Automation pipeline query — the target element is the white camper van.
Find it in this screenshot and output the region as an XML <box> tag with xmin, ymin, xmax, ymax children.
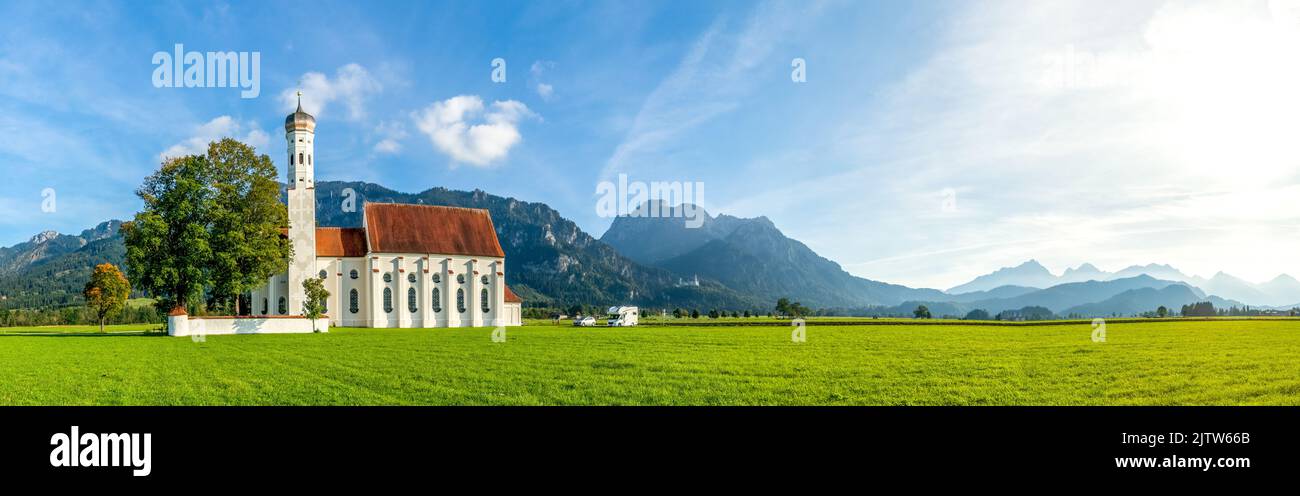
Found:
<box><xmin>606</xmin><ymin>306</ymin><xmax>639</xmax><ymax>327</ymax></box>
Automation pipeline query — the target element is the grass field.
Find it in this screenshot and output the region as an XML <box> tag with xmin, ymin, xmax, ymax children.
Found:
<box><xmin>1</xmin><ymin>319</ymin><xmax>1298</xmax><ymax>405</ymax></box>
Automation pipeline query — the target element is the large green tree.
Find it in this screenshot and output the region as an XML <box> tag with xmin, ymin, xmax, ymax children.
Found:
<box><xmin>122</xmin><ymin>155</ymin><xmax>215</xmax><ymax>313</ymax></box>
<box><xmin>122</xmin><ymin>139</ymin><xmax>288</xmax><ymax>315</ymax></box>
<box><xmin>206</xmin><ymin>138</ymin><xmax>290</xmax><ymax>314</ymax></box>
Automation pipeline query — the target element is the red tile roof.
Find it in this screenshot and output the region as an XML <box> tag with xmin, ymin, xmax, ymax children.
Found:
<box><xmin>504</xmin><ymin>285</ymin><xmax>522</xmax><ymax>303</ymax></box>
<box><xmin>278</xmin><ymin>227</ymin><xmax>370</xmax><ymax>257</ymax></box>
<box><xmin>363</xmin><ymin>203</ymin><xmax>505</xmax><ymax>258</ymax></box>
<box><xmin>316</xmin><ymin>227</ymin><xmax>367</xmax><ymax>257</ymax></box>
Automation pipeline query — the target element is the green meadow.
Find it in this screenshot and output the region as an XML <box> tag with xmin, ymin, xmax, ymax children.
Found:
<box><xmin>1</xmin><ymin>320</ymin><xmax>1298</xmax><ymax>405</ymax></box>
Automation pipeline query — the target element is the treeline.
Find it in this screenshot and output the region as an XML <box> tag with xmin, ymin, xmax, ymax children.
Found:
<box><xmin>519</xmin><ymin>299</ymin><xmax>1300</xmax><ymax>322</ymax></box>
<box><xmin>0</xmin><ymin>304</ymin><xmax>163</xmax><ymax>328</ymax></box>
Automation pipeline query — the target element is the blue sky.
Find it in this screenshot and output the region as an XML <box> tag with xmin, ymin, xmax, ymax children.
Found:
<box><xmin>3</xmin><ymin>0</ymin><xmax>1300</xmax><ymax>289</ymax></box>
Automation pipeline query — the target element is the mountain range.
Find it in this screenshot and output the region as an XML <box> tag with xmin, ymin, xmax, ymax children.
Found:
<box><xmin>599</xmin><ymin>201</ymin><xmax>946</xmax><ymax>308</ymax></box>
<box><xmin>0</xmin><ymin>182</ymin><xmax>1292</xmax><ymax>317</ymax></box>
<box><xmin>948</xmin><ymin>260</ymin><xmax>1300</xmax><ymax>307</ymax></box>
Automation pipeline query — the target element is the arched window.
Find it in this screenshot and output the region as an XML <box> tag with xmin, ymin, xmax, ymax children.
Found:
<box><xmin>289</xmin><ymin>154</ymin><xmax>294</xmax><ymax>165</ymax></box>
<box><xmin>299</xmin><ymin>152</ymin><xmax>304</xmax><ymax>165</ymax></box>
<box><xmin>318</xmin><ymin>270</ymin><xmax>327</xmax><ymax>280</ymax></box>
<box><xmin>349</xmin><ymin>269</ymin><xmax>359</xmax><ymax>279</ymax></box>
<box><xmin>262</xmin><ymin>298</ymin><xmax>268</xmax><ymax>315</ymax></box>
<box><xmin>322</xmin><ymin>297</ymin><xmax>328</xmax><ymax>313</ymax></box>
<box><xmin>407</xmin><ymin>273</ymin><xmax>417</xmax><ymax>284</ymax></box>
<box><xmin>432</xmin><ymin>288</ymin><xmax>442</xmax><ymax>313</ymax></box>
<box><xmin>383</xmin><ymin>272</ymin><xmax>393</xmax><ymax>283</ymax></box>
<box><xmin>481</xmin><ymin>288</ymin><xmax>490</xmax><ymax>313</ymax></box>
<box><xmin>407</xmin><ymin>287</ymin><xmax>417</xmax><ymax>313</ymax></box>
<box><xmin>277</xmin><ymin>296</ymin><xmax>287</xmax><ymax>315</ymax></box>
<box><xmin>456</xmin><ymin>288</ymin><xmax>465</xmax><ymax>313</ymax></box>
<box><xmin>457</xmin><ymin>274</ymin><xmax>465</xmax><ymax>285</ymax></box>
<box><xmin>433</xmin><ymin>274</ymin><xmax>441</xmax><ymax>284</ymax></box>
<box><xmin>349</xmin><ymin>289</ymin><xmax>359</xmax><ymax>314</ymax></box>
<box><xmin>383</xmin><ymin>288</ymin><xmax>393</xmax><ymax>313</ymax></box>
<box><xmin>308</xmin><ymin>154</ymin><xmax>312</xmax><ymax>165</ymax></box>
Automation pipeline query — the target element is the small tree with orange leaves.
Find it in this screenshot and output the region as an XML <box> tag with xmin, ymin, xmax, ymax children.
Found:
<box><xmin>84</xmin><ymin>263</ymin><xmax>131</xmax><ymax>333</ymax></box>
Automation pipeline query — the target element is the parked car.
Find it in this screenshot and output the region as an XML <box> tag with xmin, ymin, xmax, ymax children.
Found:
<box><xmin>573</xmin><ymin>316</ymin><xmax>596</xmax><ymax>327</ymax></box>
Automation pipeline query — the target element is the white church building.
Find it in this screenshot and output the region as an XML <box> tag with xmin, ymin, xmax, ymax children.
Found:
<box><xmin>245</xmin><ymin>98</ymin><xmax>523</xmax><ymax>328</ymax></box>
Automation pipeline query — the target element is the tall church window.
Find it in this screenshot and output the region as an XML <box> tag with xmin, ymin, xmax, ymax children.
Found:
<box><xmin>456</xmin><ymin>288</ymin><xmax>465</xmax><ymax>313</ymax></box>
<box><xmin>349</xmin><ymin>289</ymin><xmax>359</xmax><ymax>314</ymax></box>
<box><xmin>278</xmin><ymin>297</ymin><xmax>287</xmax><ymax>315</ymax></box>
<box><xmin>481</xmin><ymin>288</ymin><xmax>490</xmax><ymax>313</ymax></box>
<box><xmin>289</xmin><ymin>154</ymin><xmax>294</xmax><ymax>165</ymax></box>
<box><xmin>308</xmin><ymin>154</ymin><xmax>312</xmax><ymax>165</ymax></box>
<box><xmin>383</xmin><ymin>288</ymin><xmax>393</xmax><ymax>313</ymax></box>
<box><xmin>408</xmin><ymin>287</ymin><xmax>417</xmax><ymax>313</ymax></box>
<box><xmin>262</xmin><ymin>298</ymin><xmax>268</xmax><ymax>315</ymax></box>
<box><xmin>432</xmin><ymin>288</ymin><xmax>442</xmax><ymax>313</ymax></box>
<box><xmin>299</xmin><ymin>152</ymin><xmax>304</xmax><ymax>165</ymax></box>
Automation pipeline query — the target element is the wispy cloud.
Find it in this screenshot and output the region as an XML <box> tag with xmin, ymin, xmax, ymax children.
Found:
<box><xmin>531</xmin><ymin>60</ymin><xmax>556</xmax><ymax>101</ymax></box>
<box><xmin>600</xmin><ymin>0</ymin><xmax>826</xmax><ymax>180</ymax></box>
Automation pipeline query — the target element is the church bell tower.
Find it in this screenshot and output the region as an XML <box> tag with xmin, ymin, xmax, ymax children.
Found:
<box><xmin>284</xmin><ymin>91</ymin><xmax>317</xmax><ymax>316</ymax></box>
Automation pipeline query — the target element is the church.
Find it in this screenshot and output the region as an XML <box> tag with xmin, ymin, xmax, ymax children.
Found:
<box><xmin>247</xmin><ymin>97</ymin><xmax>523</xmax><ymax>328</ymax></box>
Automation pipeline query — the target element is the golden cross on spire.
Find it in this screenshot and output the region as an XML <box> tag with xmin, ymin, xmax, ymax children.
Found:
<box><xmin>296</xmin><ymin>90</ymin><xmax>303</xmax><ymax>109</ymax></box>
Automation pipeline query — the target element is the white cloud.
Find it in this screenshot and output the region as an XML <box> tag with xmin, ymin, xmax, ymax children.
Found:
<box><xmin>279</xmin><ymin>63</ymin><xmax>381</xmax><ymax>120</ymax></box>
<box><xmin>411</xmin><ymin>95</ymin><xmax>537</xmax><ymax>167</ymax></box>
<box><xmin>536</xmin><ymin>83</ymin><xmax>554</xmax><ymax>100</ymax></box>
<box><xmin>159</xmin><ymin>116</ymin><xmax>270</xmax><ymax>160</ymax></box>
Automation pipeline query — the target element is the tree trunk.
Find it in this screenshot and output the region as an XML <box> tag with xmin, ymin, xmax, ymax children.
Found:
<box><xmin>99</xmin><ymin>316</ymin><xmax>105</xmax><ymax>334</ymax></box>
<box><xmin>234</xmin><ymin>296</ymin><xmax>241</xmax><ymax>316</ymax></box>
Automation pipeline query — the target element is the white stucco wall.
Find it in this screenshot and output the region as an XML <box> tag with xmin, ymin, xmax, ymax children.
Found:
<box><xmin>251</xmin><ymin>253</ymin><xmax>515</xmax><ymax>328</ymax></box>
<box><xmin>168</xmin><ymin>315</ymin><xmax>330</xmax><ymax>336</ymax></box>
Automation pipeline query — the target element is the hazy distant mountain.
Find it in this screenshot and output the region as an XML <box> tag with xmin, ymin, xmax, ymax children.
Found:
<box><xmin>944</xmin><ymin>285</ymin><xmax>1039</xmax><ymax>302</ymax></box>
<box><xmin>868</xmin><ymin>275</ymin><xmax>1218</xmax><ymax>318</ymax></box>
<box><xmin>967</xmin><ymin>275</ymin><xmax>1188</xmax><ymax>315</ymax></box>
<box><xmin>1062</xmin><ymin>285</ymin><xmax>1244</xmax><ymax>317</ymax></box>
<box><xmin>947</xmin><ymin>260</ymin><xmax>1058</xmax><ymax>294</ymax></box>
<box><xmin>602</xmin><ymin>202</ymin><xmax>948</xmax><ymax>308</ymax></box>
<box><xmin>1110</xmin><ymin>263</ymin><xmax>1192</xmax><ymax>282</ymax></box>
<box><xmin>1059</xmin><ymin>263</ymin><xmax>1108</xmax><ymax>283</ymax></box>
<box><xmin>950</xmin><ymin>259</ymin><xmax>1300</xmax><ymax>306</ymax></box>
<box><xmin>1259</xmin><ymin>275</ymin><xmax>1300</xmax><ymax>307</ymax></box>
